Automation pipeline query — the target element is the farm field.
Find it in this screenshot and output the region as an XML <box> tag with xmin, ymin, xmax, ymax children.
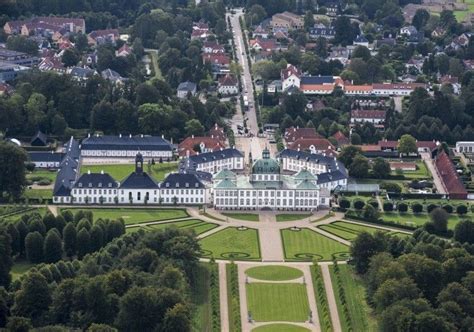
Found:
<box><xmin>61</xmin><ymin>208</ymin><xmax>188</xmax><ymax>225</ymax></box>
<box><xmin>246</xmin><ymin>283</ymin><xmax>310</xmax><ymax>322</ymax></box>
<box><xmin>329</xmin><ymin>264</ymin><xmax>377</xmax><ymax>332</ymax></box>
<box><xmin>245</xmin><ymin>265</ymin><xmax>303</xmax><ymax>281</ymax></box>
<box><xmin>80</xmin><ymin>162</ymin><xmax>177</xmax><ymax>181</ymax></box>
<box><xmin>281</xmin><ymin>228</ymin><xmax>349</xmax><ymax>261</ymax></box>
<box><xmin>199</xmin><ymin>227</ymin><xmax>261</xmax><ymax>260</ymax></box>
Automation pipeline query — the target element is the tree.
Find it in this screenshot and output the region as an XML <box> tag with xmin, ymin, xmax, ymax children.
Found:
<box><xmin>0</xmin><ymin>229</ymin><xmax>12</xmax><ymax>288</ymax></box>
<box><xmin>117</xmin><ymin>287</ymin><xmax>161</xmax><ymax>331</ymax></box>
<box><xmin>352</xmin><ymin>45</ymin><xmax>371</xmax><ymax>61</ymax></box>
<box><xmin>6</xmin><ymin>35</ymin><xmax>38</xmax><ymax>55</ymax></box>
<box><xmin>457</xmin><ymin>205</ymin><xmax>468</xmax><ymax>215</ymax></box>
<box><xmin>334</xmin><ymin>16</ymin><xmax>357</xmax><ymax>46</ymax></box>
<box><xmin>351</xmin><ymin>232</ymin><xmax>388</xmax><ymax>274</ymax></box>
<box><xmin>43</xmin><ymin>229</ymin><xmax>63</xmax><ymax>263</ymax></box>
<box><xmin>304</xmin><ymin>10</ymin><xmax>315</xmax><ymax>30</ymax></box>
<box><xmin>398</xmin><ymin>202</ymin><xmax>408</xmax><ymax>213</ymax></box>
<box><xmin>354</xmin><ymin>200</ymin><xmax>365</xmax><ymax>210</ymax></box>
<box><xmin>12</xmin><ymin>272</ymin><xmax>51</xmax><ymax>324</ymax></box>
<box><xmin>398</xmin><ymin>134</ymin><xmax>417</xmax><ymax>155</ymax></box>
<box><xmin>374</xmin><ymin>278</ymin><xmax>421</xmax><ymax>311</ymax></box>
<box><xmin>6</xmin><ymin>316</ymin><xmax>32</xmax><ymax>332</ymax></box>
<box><xmin>338</xmin><ymin>145</ymin><xmax>362</xmax><ymax>167</ymax></box>
<box><xmin>429</xmin><ymin>207</ymin><xmax>448</xmax><ymax>234</ymax></box>
<box><xmin>412</xmin><ymin>9</ymin><xmax>430</xmax><ymax>30</ymax></box>
<box><xmin>383</xmin><ymin>201</ymin><xmax>394</xmax><ymax>212</ymax></box>
<box><xmin>162</xmin><ymin>303</ymin><xmax>191</xmax><ymax>331</ymax></box>
<box><xmin>63</xmin><ymin>223</ymin><xmax>77</xmax><ymax>257</ymax></box>
<box><xmin>454</xmin><ymin>220</ymin><xmax>474</xmax><ymax>244</ymax></box>
<box><xmin>412</xmin><ymin>203</ymin><xmax>423</xmax><ymax>214</ymax></box>
<box><xmin>372</xmin><ymin>157</ymin><xmax>391</xmax><ymax>179</ymax></box>
<box><xmin>87</xmin><ymin>324</ymin><xmax>118</xmax><ymax>332</ymax></box>
<box><xmin>363</xmin><ymin>204</ymin><xmax>380</xmax><ymax>221</ymax></box>
<box><xmin>61</xmin><ymin>49</ymin><xmax>80</xmax><ymax>67</ymax></box>
<box><xmin>77</xmin><ymin>228</ymin><xmax>91</xmax><ymax>259</ymax></box>
<box><xmin>442</xmin><ymin>204</ymin><xmax>453</xmax><ymax>214</ymax></box>
<box><xmin>184</xmin><ymin>119</ymin><xmax>205</xmax><ymax>137</ymax></box>
<box><xmin>349</xmin><ymin>155</ymin><xmax>370</xmax><ymax>178</ymax></box>
<box><xmin>90</xmin><ymin>225</ymin><xmax>104</xmax><ymax>252</ymax></box>
<box><xmin>339</xmin><ymin>198</ymin><xmax>350</xmax><ymax>210</ymax></box>
<box><xmin>0</xmin><ymin>142</ymin><xmax>27</xmax><ymax>199</ymax></box>
<box><xmin>25</xmin><ymin>232</ymin><xmax>44</xmax><ymax>263</ymax></box>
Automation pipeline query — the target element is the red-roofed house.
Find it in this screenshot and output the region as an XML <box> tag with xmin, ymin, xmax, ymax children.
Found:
<box><xmin>434</xmin><ymin>151</ymin><xmax>467</xmax><ymax>199</ymax></box>
<box><xmin>350</xmin><ymin>109</ymin><xmax>386</xmax><ymax>128</ymax></box>
<box><xmin>178</xmin><ymin>136</ymin><xmax>227</xmax><ymax>157</ymax></box>
<box><xmin>332</xmin><ymin>131</ymin><xmax>350</xmax><ymax>147</ymax></box>
<box><xmin>281</xmin><ymin>64</ymin><xmax>301</xmax><ymax>90</ymax></box>
<box><xmin>39</xmin><ymin>57</ymin><xmax>66</xmax><ymax>73</ymax></box>
<box><xmin>202</xmin><ymin>41</ymin><xmax>225</xmax><ymax>54</ymax></box>
<box><xmin>116</xmin><ymin>44</ymin><xmax>132</xmax><ymax>57</ymax></box>
<box><xmin>284</xmin><ymin>127</ymin><xmax>320</xmax><ymax>143</ymax></box>
<box><xmin>218</xmin><ymin>74</ymin><xmax>239</xmax><ymax>95</ymax></box>
<box><xmin>288</xmin><ymin>138</ymin><xmax>336</xmax><ymax>155</ymax></box>
<box><xmin>250</xmin><ymin>38</ymin><xmax>278</xmax><ymax>52</ymax></box>
<box><xmin>208</xmin><ymin>124</ymin><xmax>227</xmax><ymax>142</ymax></box>
<box><xmin>88</xmin><ymin>29</ymin><xmax>119</xmax><ymax>46</ymax></box>
<box><xmin>0</xmin><ymin>83</ymin><xmax>14</xmax><ymax>96</ymax></box>
<box><xmin>377</xmin><ymin>139</ymin><xmax>439</xmax><ymax>153</ymax></box>
<box><xmin>202</xmin><ymin>53</ymin><xmax>230</xmax><ymax>66</ymax></box>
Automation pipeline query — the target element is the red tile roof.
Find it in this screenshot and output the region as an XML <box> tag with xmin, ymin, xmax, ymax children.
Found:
<box><xmin>332</xmin><ymin>131</ymin><xmax>350</xmax><ymax>146</ymax></box>
<box><xmin>435</xmin><ymin>151</ymin><xmax>467</xmax><ymax>199</ymax></box>
<box><xmin>202</xmin><ymin>53</ymin><xmax>230</xmax><ymax>66</ymax></box>
<box><xmin>281</xmin><ymin>65</ymin><xmax>301</xmax><ymax>80</ymax></box>
<box><xmin>284</xmin><ymin>127</ymin><xmax>320</xmax><ymax>143</ymax></box>
<box><xmin>208</xmin><ymin>124</ymin><xmax>227</xmax><ymax>142</ymax></box>
<box><xmin>218</xmin><ymin>74</ymin><xmax>238</xmax><ymax>87</ymax></box>
<box><xmin>178</xmin><ymin>136</ymin><xmax>226</xmax><ymax>157</ymax></box>
<box><xmin>289</xmin><ymin>138</ymin><xmax>335</xmax><ymax>152</ymax></box>
<box><xmin>351</xmin><ymin>109</ymin><xmax>386</xmax><ymax>119</ymax></box>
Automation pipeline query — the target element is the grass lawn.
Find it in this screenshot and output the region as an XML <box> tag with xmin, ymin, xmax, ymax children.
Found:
<box><xmin>199</xmin><ymin>227</ymin><xmax>261</xmax><ymax>260</ymax></box>
<box><xmin>61</xmin><ymin>208</ymin><xmax>188</xmax><ymax>225</ymax></box>
<box><xmin>22</xmin><ymin>188</ymin><xmax>53</xmax><ymax>200</ymax></box>
<box><xmin>252</xmin><ymin>324</ymin><xmax>310</xmax><ymax>332</ymax></box>
<box><xmin>394</xmin><ymin>160</ymin><xmax>431</xmax><ymax>180</ymax></box>
<box><xmin>10</xmin><ymin>261</ymin><xmax>34</xmax><ymax>281</ymax></box>
<box><xmin>1</xmin><ymin>207</ymin><xmax>47</xmax><ymax>223</ymax></box>
<box><xmin>381</xmin><ymin>212</ymin><xmax>461</xmax><ymax>230</ymax></box>
<box><xmin>329</xmin><ymin>264</ymin><xmax>377</xmax><ymax>332</ymax></box>
<box><xmin>246</xmin><ymin>283</ymin><xmax>309</xmax><ymax>322</ymax></box>
<box><xmin>319</xmin><ymin>221</ymin><xmax>388</xmax><ymax>241</ymax></box>
<box><xmin>27</xmin><ymin>169</ymin><xmax>58</xmax><ymax>182</ymax></box>
<box><xmin>147</xmin><ymin>219</ymin><xmax>217</xmax><ymax>235</ymax></box>
<box><xmin>191</xmin><ymin>263</ymin><xmax>218</xmax><ymax>332</ymax></box>
<box><xmin>276</xmin><ymin>213</ymin><xmax>312</xmax><ymax>222</ymax></box>
<box><xmin>80</xmin><ymin>162</ymin><xmax>177</xmax><ymax>182</ymax></box>
<box><xmin>246</xmin><ymin>265</ymin><xmax>303</xmax><ymax>281</ymax></box>
<box><xmin>281</xmin><ymin>228</ymin><xmax>349</xmax><ymax>261</ymax></box>
<box><xmin>148</xmin><ymin>51</ymin><xmax>163</xmax><ymax>79</ymax></box>
<box><xmin>222</xmin><ymin>212</ymin><xmax>259</xmax><ymax>221</ymax></box>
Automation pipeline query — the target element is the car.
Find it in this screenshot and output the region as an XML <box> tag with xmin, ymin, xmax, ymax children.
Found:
<box><xmin>237</xmin><ymin>125</ymin><xmax>243</xmax><ymax>130</ymax></box>
<box><xmin>269</xmin><ymin>140</ymin><xmax>276</xmax><ymax>144</ymax></box>
<box><xmin>242</xmin><ymin>52</ymin><xmax>244</xmax><ymax>55</ymax></box>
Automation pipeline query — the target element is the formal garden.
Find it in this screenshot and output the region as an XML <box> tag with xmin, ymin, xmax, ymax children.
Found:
<box><xmin>126</xmin><ymin>219</ymin><xmax>217</xmax><ymax>235</ymax></box>
<box><xmin>275</xmin><ymin>213</ymin><xmax>312</xmax><ymax>222</ymax></box>
<box><xmin>222</xmin><ymin>212</ymin><xmax>260</xmax><ymax>221</ymax></box>
<box><xmin>227</xmin><ymin>263</ymin><xmax>241</xmax><ymax>332</ymax></box>
<box><xmin>199</xmin><ymin>227</ymin><xmax>261</xmax><ymax>260</ymax></box>
<box><xmin>191</xmin><ymin>262</ymin><xmax>220</xmax><ymax>332</ymax></box>
<box><xmin>252</xmin><ymin>324</ymin><xmax>310</xmax><ymax>332</ymax></box>
<box><xmin>318</xmin><ymin>221</ymin><xmax>410</xmax><ymax>241</ymax></box>
<box><xmin>281</xmin><ymin>228</ymin><xmax>349</xmax><ymax>261</ymax></box>
<box><xmin>246</xmin><ymin>265</ymin><xmax>303</xmax><ymax>281</ymax></box>
<box><xmin>311</xmin><ymin>265</ymin><xmax>332</xmax><ymax>332</ymax></box>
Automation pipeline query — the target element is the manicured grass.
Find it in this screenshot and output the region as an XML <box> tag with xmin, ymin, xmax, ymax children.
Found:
<box><xmin>1</xmin><ymin>207</ymin><xmax>47</xmax><ymax>223</ymax></box>
<box><xmin>381</xmin><ymin>212</ymin><xmax>461</xmax><ymax>230</ymax></box>
<box><xmin>310</xmin><ymin>265</ymin><xmax>332</xmax><ymax>332</ymax></box>
<box><xmin>227</xmin><ymin>263</ymin><xmax>241</xmax><ymax>332</ymax></box>
<box><xmin>148</xmin><ymin>219</ymin><xmax>218</xmax><ymax>235</ymax></box>
<box><xmin>199</xmin><ymin>227</ymin><xmax>261</xmax><ymax>260</ymax></box>
<box><xmin>276</xmin><ymin>213</ymin><xmax>312</xmax><ymax>222</ymax></box>
<box><xmin>399</xmin><ymin>160</ymin><xmax>431</xmax><ymax>179</ymax></box>
<box><xmin>329</xmin><ymin>264</ymin><xmax>377</xmax><ymax>332</ymax></box>
<box><xmin>27</xmin><ymin>169</ymin><xmax>58</xmax><ymax>181</ymax></box>
<box><xmin>252</xmin><ymin>324</ymin><xmax>310</xmax><ymax>332</ymax></box>
<box><xmin>10</xmin><ymin>261</ymin><xmax>34</xmax><ymax>281</ymax></box>
<box><xmin>246</xmin><ymin>266</ymin><xmax>303</xmax><ymax>281</ymax></box>
<box><xmin>222</xmin><ymin>212</ymin><xmax>259</xmax><ymax>221</ymax></box>
<box><xmin>281</xmin><ymin>228</ymin><xmax>349</xmax><ymax>261</ymax></box>
<box><xmin>191</xmin><ymin>263</ymin><xmax>219</xmax><ymax>332</ymax></box>
<box><xmin>319</xmin><ymin>221</ymin><xmax>387</xmax><ymax>241</ymax></box>
<box><xmin>80</xmin><ymin>162</ymin><xmax>177</xmax><ymax>182</ymax></box>
<box><xmin>246</xmin><ymin>283</ymin><xmax>310</xmax><ymax>322</ymax></box>
<box><xmin>22</xmin><ymin>188</ymin><xmax>53</xmax><ymax>200</ymax></box>
<box><xmin>61</xmin><ymin>208</ymin><xmax>188</xmax><ymax>225</ymax></box>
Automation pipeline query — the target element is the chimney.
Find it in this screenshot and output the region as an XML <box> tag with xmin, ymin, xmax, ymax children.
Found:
<box><xmin>119</xmin><ymin>133</ymin><xmax>122</xmax><ymax>138</ymax></box>
<box><xmin>129</xmin><ymin>134</ymin><xmax>132</xmax><ymax>138</ymax></box>
<box><xmin>162</xmin><ymin>134</ymin><xmax>164</xmax><ymax>139</ymax></box>
<box><xmin>88</xmin><ymin>133</ymin><xmax>90</xmax><ymax>138</ymax></box>
<box><xmin>192</xmin><ymin>134</ymin><xmax>194</xmax><ymax>139</ymax></box>
<box><xmin>141</xmin><ymin>134</ymin><xmax>144</xmax><ymax>138</ymax></box>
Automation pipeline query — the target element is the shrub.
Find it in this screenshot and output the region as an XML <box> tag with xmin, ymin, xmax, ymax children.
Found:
<box><xmin>37</xmin><ymin>179</ymin><xmax>52</xmax><ymax>186</ymax></box>
<box><xmin>368</xmin><ymin>200</ymin><xmax>379</xmax><ymax>208</ymax></box>
<box><xmin>380</xmin><ymin>182</ymin><xmax>402</xmax><ymax>193</ymax></box>
<box><xmin>442</xmin><ymin>204</ymin><xmax>453</xmax><ymax>214</ymax></box>
<box><xmin>456</xmin><ymin>204</ymin><xmax>468</xmax><ymax>215</ymax></box>
<box><xmin>427</xmin><ymin>204</ymin><xmax>438</xmax><ymax>213</ymax></box>
<box><xmin>412</xmin><ymin>203</ymin><xmax>423</xmax><ymax>214</ymax></box>
<box><xmin>339</xmin><ymin>198</ymin><xmax>351</xmax><ymax>210</ymax></box>
<box><xmin>398</xmin><ymin>202</ymin><xmax>408</xmax><ymax>213</ymax></box>
<box><xmin>383</xmin><ymin>201</ymin><xmax>394</xmax><ymax>212</ymax></box>
<box><xmin>353</xmin><ymin>200</ymin><xmax>365</xmax><ymax>210</ymax></box>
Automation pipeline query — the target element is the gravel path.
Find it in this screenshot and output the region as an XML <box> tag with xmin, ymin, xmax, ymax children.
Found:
<box><xmin>320</xmin><ymin>263</ymin><xmax>342</xmax><ymax>332</ymax></box>
<box><xmin>218</xmin><ymin>262</ymin><xmax>230</xmax><ymax>332</ymax></box>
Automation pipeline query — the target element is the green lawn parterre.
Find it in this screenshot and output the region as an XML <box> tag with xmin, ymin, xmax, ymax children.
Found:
<box><xmin>319</xmin><ymin>222</ymin><xmax>387</xmax><ymax>241</ymax></box>
<box><xmin>246</xmin><ymin>283</ymin><xmax>310</xmax><ymax>322</ymax></box>
<box><xmin>222</xmin><ymin>212</ymin><xmax>260</xmax><ymax>222</ymax></box>
<box><xmin>61</xmin><ymin>208</ymin><xmax>188</xmax><ymax>225</ymax></box>
<box><xmin>80</xmin><ymin>162</ymin><xmax>178</xmax><ymax>182</ymax></box>
<box><xmin>276</xmin><ymin>213</ymin><xmax>312</xmax><ymax>222</ymax></box>
<box><xmin>199</xmin><ymin>227</ymin><xmax>261</xmax><ymax>260</ymax></box>
<box><xmin>329</xmin><ymin>264</ymin><xmax>377</xmax><ymax>332</ymax></box>
<box><xmin>281</xmin><ymin>228</ymin><xmax>349</xmax><ymax>261</ymax></box>
<box><xmin>252</xmin><ymin>324</ymin><xmax>310</xmax><ymax>332</ymax></box>
<box><xmin>246</xmin><ymin>265</ymin><xmax>303</xmax><ymax>281</ymax></box>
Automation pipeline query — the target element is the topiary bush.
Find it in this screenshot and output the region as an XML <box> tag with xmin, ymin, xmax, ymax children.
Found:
<box><xmin>339</xmin><ymin>198</ymin><xmax>351</xmax><ymax>210</ymax></box>
<box><xmin>353</xmin><ymin>200</ymin><xmax>365</xmax><ymax>210</ymax></box>
<box><xmin>456</xmin><ymin>204</ymin><xmax>468</xmax><ymax>215</ymax></box>
<box><xmin>427</xmin><ymin>204</ymin><xmax>438</xmax><ymax>213</ymax></box>
<box><xmin>412</xmin><ymin>203</ymin><xmax>423</xmax><ymax>214</ymax></box>
<box><xmin>383</xmin><ymin>201</ymin><xmax>394</xmax><ymax>212</ymax></box>
<box><xmin>442</xmin><ymin>204</ymin><xmax>453</xmax><ymax>214</ymax></box>
<box><xmin>398</xmin><ymin>202</ymin><xmax>408</xmax><ymax>213</ymax></box>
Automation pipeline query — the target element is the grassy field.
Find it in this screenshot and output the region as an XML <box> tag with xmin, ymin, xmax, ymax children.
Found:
<box><xmin>22</xmin><ymin>188</ymin><xmax>53</xmax><ymax>200</ymax></box>
<box><xmin>191</xmin><ymin>263</ymin><xmax>217</xmax><ymax>332</ymax></box>
<box><xmin>252</xmin><ymin>324</ymin><xmax>310</xmax><ymax>332</ymax></box>
<box><xmin>329</xmin><ymin>264</ymin><xmax>377</xmax><ymax>332</ymax></box>
<box><xmin>247</xmin><ymin>283</ymin><xmax>310</xmax><ymax>322</ymax></box>
<box><xmin>222</xmin><ymin>212</ymin><xmax>260</xmax><ymax>221</ymax></box>
<box><xmin>1</xmin><ymin>207</ymin><xmax>47</xmax><ymax>223</ymax></box>
<box><xmin>227</xmin><ymin>263</ymin><xmax>241</xmax><ymax>332</ymax></box>
<box><xmin>80</xmin><ymin>162</ymin><xmax>177</xmax><ymax>182</ymax></box>
<box><xmin>10</xmin><ymin>261</ymin><xmax>34</xmax><ymax>281</ymax></box>
<box><xmin>246</xmin><ymin>265</ymin><xmax>303</xmax><ymax>281</ymax></box>
<box><xmin>281</xmin><ymin>228</ymin><xmax>349</xmax><ymax>261</ymax></box>
<box><xmin>276</xmin><ymin>213</ymin><xmax>312</xmax><ymax>222</ymax></box>
<box><xmin>395</xmin><ymin>160</ymin><xmax>431</xmax><ymax>179</ymax></box>
<box><xmin>199</xmin><ymin>227</ymin><xmax>261</xmax><ymax>260</ymax></box>
<box><xmin>61</xmin><ymin>208</ymin><xmax>188</xmax><ymax>225</ymax></box>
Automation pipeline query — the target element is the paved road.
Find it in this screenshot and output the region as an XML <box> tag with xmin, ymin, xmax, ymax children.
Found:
<box><xmin>229</xmin><ymin>9</ymin><xmax>259</xmax><ymax>135</ymax></box>
<box><xmin>320</xmin><ymin>263</ymin><xmax>342</xmax><ymax>332</ymax></box>
<box><xmin>420</xmin><ymin>152</ymin><xmax>446</xmax><ymax>194</ymax></box>
<box><xmin>218</xmin><ymin>262</ymin><xmax>230</xmax><ymax>332</ymax></box>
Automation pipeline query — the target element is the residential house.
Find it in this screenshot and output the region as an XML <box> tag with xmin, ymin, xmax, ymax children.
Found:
<box><xmin>288</xmin><ymin>138</ymin><xmax>336</xmax><ymax>156</ymax></box>
<box><xmin>178</xmin><ymin>136</ymin><xmax>226</xmax><ymax>157</ymax></box>
<box><xmin>332</xmin><ymin>131</ymin><xmax>350</xmax><ymax>147</ymax></box>
<box><xmin>271</xmin><ymin>12</ymin><xmax>304</xmax><ymax>30</ymax></box>
<box><xmin>0</xmin><ymin>82</ymin><xmax>14</xmax><ymax>95</ymax></box>
<box><xmin>202</xmin><ymin>53</ymin><xmax>230</xmax><ymax>74</ymax></box>
<box><xmin>116</xmin><ymin>44</ymin><xmax>132</xmax><ymax>57</ymax></box>
<box><xmin>284</xmin><ymin>127</ymin><xmax>320</xmax><ymax>143</ymax></box>
<box><xmin>324</xmin><ymin>2</ymin><xmax>339</xmax><ymax>16</ymax></box>
<box><xmin>202</xmin><ymin>41</ymin><xmax>225</xmax><ymax>54</ymax></box>
<box><xmin>267</xmin><ymin>80</ymin><xmax>282</xmax><ymax>93</ymax></box>
<box><xmin>253</xmin><ymin>25</ymin><xmax>269</xmax><ymax>39</ymax></box>
<box><xmin>218</xmin><ymin>74</ymin><xmax>239</xmax><ymax>95</ymax></box>
<box><xmin>350</xmin><ymin>110</ymin><xmax>386</xmax><ymax>128</ymax></box>
<box><xmin>177</xmin><ymin>81</ymin><xmax>197</xmax><ymax>98</ymax></box>
<box><xmin>353</xmin><ymin>35</ymin><xmax>369</xmax><ymax>48</ymax></box>
<box><xmin>431</xmin><ymin>27</ymin><xmax>446</xmax><ymax>38</ymax></box>
<box><xmin>400</xmin><ymin>25</ymin><xmax>418</xmax><ymax>37</ymax></box>
<box><xmin>281</xmin><ymin>64</ymin><xmax>301</xmax><ymax>91</ymax></box>
<box><xmin>250</xmin><ymin>38</ymin><xmax>278</xmax><ymax>52</ymax></box>
<box><xmin>68</xmin><ymin>67</ymin><xmax>97</xmax><ymax>84</ymax></box>
<box><xmin>38</xmin><ymin>57</ymin><xmax>66</xmax><ymax>74</ymax></box>
<box><xmin>208</xmin><ymin>124</ymin><xmax>227</xmax><ymax>142</ymax></box>
<box><xmin>88</xmin><ymin>29</ymin><xmax>119</xmax><ymax>46</ymax></box>
<box><xmin>309</xmin><ymin>24</ymin><xmax>335</xmax><ymax>39</ymax></box>
<box><xmin>4</xmin><ymin>17</ymin><xmax>85</xmax><ymax>35</ymax></box>
<box><xmin>101</xmin><ymin>68</ymin><xmax>127</xmax><ymax>85</ymax></box>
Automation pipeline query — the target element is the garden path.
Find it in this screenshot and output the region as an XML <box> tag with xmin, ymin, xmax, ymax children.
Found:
<box><xmin>218</xmin><ymin>262</ymin><xmax>230</xmax><ymax>332</ymax></box>
<box><xmin>320</xmin><ymin>263</ymin><xmax>342</xmax><ymax>332</ymax></box>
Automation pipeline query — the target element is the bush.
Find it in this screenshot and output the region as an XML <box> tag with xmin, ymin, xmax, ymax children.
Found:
<box><xmin>353</xmin><ymin>200</ymin><xmax>365</xmax><ymax>210</ymax></box>
<box><xmin>368</xmin><ymin>200</ymin><xmax>379</xmax><ymax>208</ymax></box>
<box><xmin>442</xmin><ymin>204</ymin><xmax>453</xmax><ymax>214</ymax></box>
<box><xmin>427</xmin><ymin>204</ymin><xmax>438</xmax><ymax>213</ymax></box>
<box><xmin>398</xmin><ymin>202</ymin><xmax>408</xmax><ymax>213</ymax></box>
<box><xmin>380</xmin><ymin>182</ymin><xmax>402</xmax><ymax>193</ymax></box>
<box><xmin>456</xmin><ymin>204</ymin><xmax>468</xmax><ymax>215</ymax></box>
<box><xmin>383</xmin><ymin>201</ymin><xmax>394</xmax><ymax>212</ymax></box>
<box><xmin>339</xmin><ymin>198</ymin><xmax>351</xmax><ymax>210</ymax></box>
<box><xmin>37</xmin><ymin>179</ymin><xmax>52</xmax><ymax>186</ymax></box>
<box><xmin>412</xmin><ymin>203</ymin><xmax>423</xmax><ymax>214</ymax></box>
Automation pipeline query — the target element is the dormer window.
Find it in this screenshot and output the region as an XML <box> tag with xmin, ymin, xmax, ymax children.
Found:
<box><xmin>88</xmin><ymin>183</ymin><xmax>92</xmax><ymax>187</ymax></box>
<box><xmin>175</xmin><ymin>183</ymin><xmax>179</xmax><ymax>188</ymax></box>
<box><xmin>185</xmin><ymin>183</ymin><xmax>189</xmax><ymax>188</ymax></box>
<box><xmin>166</xmin><ymin>183</ymin><xmax>169</xmax><ymax>187</ymax></box>
<box><xmin>195</xmin><ymin>183</ymin><xmax>199</xmax><ymax>188</ymax></box>
<box><xmin>98</xmin><ymin>183</ymin><xmax>102</xmax><ymax>187</ymax></box>
<box><xmin>78</xmin><ymin>183</ymin><xmax>82</xmax><ymax>187</ymax></box>
<box><xmin>108</xmin><ymin>183</ymin><xmax>112</xmax><ymax>187</ymax></box>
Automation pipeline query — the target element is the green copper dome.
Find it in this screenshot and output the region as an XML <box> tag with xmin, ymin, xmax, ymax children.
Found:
<box><xmin>252</xmin><ymin>148</ymin><xmax>280</xmax><ymax>174</ymax></box>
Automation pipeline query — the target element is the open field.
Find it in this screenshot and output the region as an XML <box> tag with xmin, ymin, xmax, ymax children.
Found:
<box><xmin>281</xmin><ymin>228</ymin><xmax>349</xmax><ymax>261</ymax></box>
<box><xmin>61</xmin><ymin>208</ymin><xmax>188</xmax><ymax>225</ymax></box>
<box><xmin>329</xmin><ymin>264</ymin><xmax>377</xmax><ymax>332</ymax></box>
<box><xmin>10</xmin><ymin>261</ymin><xmax>34</xmax><ymax>281</ymax></box>
<box><xmin>27</xmin><ymin>169</ymin><xmax>58</xmax><ymax>182</ymax></box>
<box><xmin>80</xmin><ymin>162</ymin><xmax>177</xmax><ymax>181</ymax></box>
<box><xmin>276</xmin><ymin>213</ymin><xmax>312</xmax><ymax>222</ymax></box>
<box><xmin>246</xmin><ymin>283</ymin><xmax>310</xmax><ymax>322</ymax></box>
<box><xmin>199</xmin><ymin>227</ymin><xmax>261</xmax><ymax>260</ymax></box>
<box><xmin>246</xmin><ymin>265</ymin><xmax>303</xmax><ymax>281</ymax></box>
<box><xmin>252</xmin><ymin>324</ymin><xmax>310</xmax><ymax>332</ymax></box>
<box><xmin>222</xmin><ymin>212</ymin><xmax>260</xmax><ymax>221</ymax></box>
